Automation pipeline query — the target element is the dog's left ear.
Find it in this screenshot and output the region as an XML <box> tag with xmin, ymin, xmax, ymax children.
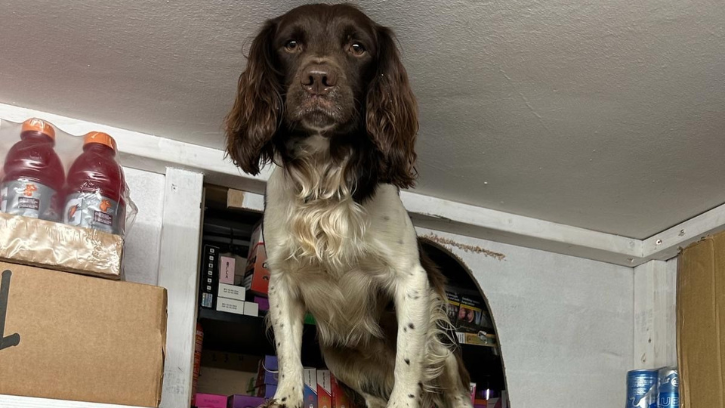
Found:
<box><xmin>366</xmin><ymin>26</ymin><xmax>419</xmax><ymax>189</ymax></box>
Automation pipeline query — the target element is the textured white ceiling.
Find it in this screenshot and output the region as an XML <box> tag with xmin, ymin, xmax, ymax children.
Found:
<box><xmin>1</xmin><ymin>0</ymin><xmax>724</xmax><ymax>239</ymax></box>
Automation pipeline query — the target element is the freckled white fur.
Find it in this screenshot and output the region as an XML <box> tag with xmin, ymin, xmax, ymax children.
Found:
<box><xmin>262</xmin><ymin>137</ymin><xmax>472</xmax><ymax>408</ymax></box>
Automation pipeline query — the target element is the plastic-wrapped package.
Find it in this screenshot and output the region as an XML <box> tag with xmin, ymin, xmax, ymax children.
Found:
<box><xmin>0</xmin><ymin>117</ymin><xmax>137</xmax><ymax>279</ymax></box>
<box><xmin>0</xmin><ymin>117</ymin><xmax>137</xmax><ymax>235</ymax></box>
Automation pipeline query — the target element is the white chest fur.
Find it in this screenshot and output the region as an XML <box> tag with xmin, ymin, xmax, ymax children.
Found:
<box><xmin>263</xmin><ymin>166</ymin><xmax>420</xmax><ymax>346</ymax></box>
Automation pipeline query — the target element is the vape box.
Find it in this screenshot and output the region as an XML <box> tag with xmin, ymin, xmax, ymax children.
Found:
<box><xmin>331</xmin><ymin>374</ymin><xmax>350</xmax><ymax>408</ymax></box>
<box><xmin>218</xmin><ymin>283</ymin><xmax>246</xmax><ymax>301</ymax></box>
<box><xmin>317</xmin><ymin>370</ymin><xmax>332</xmax><ymax>408</ymax></box>
<box><xmin>219</xmin><ymin>255</ymin><xmax>236</xmax><ymax>285</ymax></box>
<box><xmin>262</xmin><ymin>355</ymin><xmax>278</xmax><ymax>385</ymax></box>
<box><xmin>216</xmin><ymin>297</ymin><xmax>245</xmax><ymax>315</ymax></box>
<box><xmin>254</xmin><ymin>296</ymin><xmax>270</xmax><ymax>311</ymax></box>
<box><xmin>303</xmin><ymin>368</ymin><xmax>318</xmax><ymax>408</ymax></box>
<box><xmin>194</xmin><ymin>393</ymin><xmax>226</xmax><ymax>408</ymax></box>
<box><xmin>244</xmin><ymin>301</ymin><xmax>260</xmax><ymax>317</ymax></box>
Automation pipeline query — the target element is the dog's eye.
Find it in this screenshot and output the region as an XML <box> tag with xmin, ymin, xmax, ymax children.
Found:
<box><xmin>284</xmin><ymin>40</ymin><xmax>301</xmax><ymax>52</ymax></box>
<box><xmin>348</xmin><ymin>42</ymin><xmax>366</xmax><ymax>56</ymax></box>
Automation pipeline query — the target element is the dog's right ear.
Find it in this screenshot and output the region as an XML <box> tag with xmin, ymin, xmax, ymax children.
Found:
<box><xmin>225</xmin><ymin>20</ymin><xmax>280</xmax><ymax>175</ymax></box>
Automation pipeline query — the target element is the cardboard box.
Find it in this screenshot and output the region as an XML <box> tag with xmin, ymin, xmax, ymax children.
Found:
<box><xmin>0</xmin><ymin>212</ymin><xmax>123</xmax><ymax>279</ymax></box>
<box><xmin>304</xmin><ymin>368</ymin><xmax>318</xmax><ymax>408</ymax></box>
<box><xmin>678</xmin><ymin>233</ymin><xmax>725</xmax><ymax>408</ymax></box>
<box><xmin>317</xmin><ymin>370</ymin><xmax>332</xmax><ymax>408</ymax></box>
<box><xmin>218</xmin><ymin>282</ymin><xmax>246</xmax><ymax>301</ymax></box>
<box><xmin>0</xmin><ymin>262</ymin><xmax>166</xmax><ymax>407</ymax></box>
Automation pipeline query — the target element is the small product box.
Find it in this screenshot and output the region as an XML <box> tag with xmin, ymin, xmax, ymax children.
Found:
<box><xmin>469</xmin><ymin>382</ymin><xmax>476</xmax><ymax>404</ymax></box>
<box><xmin>194</xmin><ymin>393</ymin><xmax>227</xmax><ymax>408</ymax></box>
<box><xmin>331</xmin><ymin>374</ymin><xmax>350</xmax><ymax>408</ymax></box>
<box><xmin>304</xmin><ymin>368</ymin><xmax>318</xmax><ymax>408</ymax></box>
<box><xmin>262</xmin><ymin>355</ymin><xmax>278</xmax><ymax>385</ymax></box>
<box><xmin>445</xmin><ymin>289</ymin><xmax>461</xmax><ymax>326</ymax></box>
<box><xmin>228</xmin><ymin>395</ymin><xmax>265</xmax><ymax>408</ymax></box>
<box><xmin>458</xmin><ymin>295</ymin><xmax>488</xmax><ymax>333</ymax></box>
<box><xmin>254</xmin><ymin>296</ymin><xmax>270</xmax><ymax>312</ymax></box>
<box><xmin>216</xmin><ymin>297</ymin><xmax>245</xmax><ymax>315</ymax></box>
<box><xmin>317</xmin><ymin>370</ymin><xmax>332</xmax><ymax>408</ymax></box>
<box><xmin>244</xmin><ymin>301</ymin><xmax>260</xmax><ymax>317</ymax></box>
<box><xmin>218</xmin><ymin>283</ymin><xmax>246</xmax><ymax>301</ymax></box>
<box><xmin>219</xmin><ymin>255</ymin><xmax>236</xmax><ymax>285</ymax></box>
<box><xmin>244</xmin><ymin>222</ymin><xmax>270</xmax><ymax>295</ymax></box>
<box><xmin>200</xmin><ymin>244</ymin><xmax>221</xmax><ymax>309</ymax></box>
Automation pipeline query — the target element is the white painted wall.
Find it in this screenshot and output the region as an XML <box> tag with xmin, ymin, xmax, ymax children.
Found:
<box><xmin>121</xmin><ymin>167</ymin><xmax>165</xmax><ymax>285</ymax></box>
<box><xmin>417</xmin><ymin>228</ymin><xmax>633</xmax><ymax>408</ymax></box>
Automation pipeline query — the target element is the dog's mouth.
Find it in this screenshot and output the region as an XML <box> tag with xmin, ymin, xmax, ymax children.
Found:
<box><xmin>296</xmin><ymin>96</ymin><xmax>340</xmax><ymax>130</ymax></box>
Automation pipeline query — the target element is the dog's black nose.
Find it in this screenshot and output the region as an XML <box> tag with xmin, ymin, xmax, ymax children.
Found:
<box><xmin>301</xmin><ymin>64</ymin><xmax>337</xmax><ymax>95</ymax></box>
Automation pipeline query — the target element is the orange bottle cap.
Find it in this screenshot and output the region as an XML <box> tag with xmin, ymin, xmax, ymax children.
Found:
<box><xmin>22</xmin><ymin>118</ymin><xmax>56</xmax><ymax>139</ymax></box>
<box><xmin>84</xmin><ymin>131</ymin><xmax>117</xmax><ymax>151</ymax></box>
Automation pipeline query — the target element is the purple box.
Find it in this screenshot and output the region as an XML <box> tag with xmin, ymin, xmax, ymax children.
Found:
<box><xmin>254</xmin><ymin>296</ymin><xmax>269</xmax><ymax>311</ymax></box>
<box><xmin>265</xmin><ymin>384</ymin><xmax>278</xmax><ymax>399</ymax></box>
<box><xmin>263</xmin><ymin>355</ymin><xmax>278</xmax><ymax>385</ymax></box>
<box><xmin>228</xmin><ymin>395</ymin><xmax>265</xmax><ymax>408</ymax></box>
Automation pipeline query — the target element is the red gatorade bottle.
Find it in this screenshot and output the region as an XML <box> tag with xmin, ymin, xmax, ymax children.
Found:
<box><xmin>1</xmin><ymin>118</ymin><xmax>65</xmax><ymax>220</ymax></box>
<box><xmin>63</xmin><ymin>131</ymin><xmax>126</xmax><ymax>234</ymax></box>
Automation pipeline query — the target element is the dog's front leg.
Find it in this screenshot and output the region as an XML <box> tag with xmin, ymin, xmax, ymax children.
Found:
<box><xmin>267</xmin><ymin>273</ymin><xmax>305</xmax><ymax>408</ymax></box>
<box><xmin>388</xmin><ymin>264</ymin><xmax>430</xmax><ymax>408</ymax></box>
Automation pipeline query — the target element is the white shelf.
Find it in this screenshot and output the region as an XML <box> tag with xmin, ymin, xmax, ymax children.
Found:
<box><xmin>0</xmin><ymin>395</ymin><xmax>145</xmax><ymax>408</ymax></box>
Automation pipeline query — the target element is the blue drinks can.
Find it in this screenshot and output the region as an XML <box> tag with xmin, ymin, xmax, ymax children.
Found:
<box><xmin>626</xmin><ymin>369</ymin><xmax>658</xmax><ymax>408</ymax></box>
<box><xmin>657</xmin><ymin>368</ymin><xmax>679</xmax><ymax>408</ymax></box>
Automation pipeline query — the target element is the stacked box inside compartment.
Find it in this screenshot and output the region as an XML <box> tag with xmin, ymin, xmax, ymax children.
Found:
<box><xmin>199</xmin><ymin>221</ymin><xmax>269</xmax><ymax>317</ymax></box>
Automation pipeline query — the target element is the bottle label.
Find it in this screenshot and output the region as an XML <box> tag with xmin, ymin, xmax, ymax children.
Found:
<box><xmin>63</xmin><ymin>192</ymin><xmax>123</xmax><ymax>235</ymax></box>
<box><xmin>0</xmin><ymin>180</ymin><xmax>60</xmax><ymax>221</ymax></box>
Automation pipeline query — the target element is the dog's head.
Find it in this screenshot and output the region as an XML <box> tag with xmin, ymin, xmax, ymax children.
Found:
<box><xmin>225</xmin><ymin>3</ymin><xmax>418</xmax><ymax>189</ymax></box>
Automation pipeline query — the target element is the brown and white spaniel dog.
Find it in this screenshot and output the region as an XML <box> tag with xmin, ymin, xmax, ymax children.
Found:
<box><xmin>225</xmin><ymin>4</ymin><xmax>473</xmax><ymax>408</ymax></box>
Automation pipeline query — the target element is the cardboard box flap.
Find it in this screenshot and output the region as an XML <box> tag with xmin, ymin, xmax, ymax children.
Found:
<box><xmin>678</xmin><ymin>234</ymin><xmax>725</xmax><ymax>408</ymax></box>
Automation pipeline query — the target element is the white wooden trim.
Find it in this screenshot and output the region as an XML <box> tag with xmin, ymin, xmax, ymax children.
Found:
<box><xmin>633</xmin><ymin>260</ymin><xmax>677</xmax><ymax>369</ymax></box>
<box><xmin>3</xmin><ymin>103</ymin><xmax>725</xmax><ymax>267</ymax></box>
<box><xmin>231</xmin><ymin>190</ymin><xmax>642</xmax><ymax>266</ymax></box>
<box><xmin>642</xmin><ymin>202</ymin><xmax>725</xmax><ymax>261</ymax></box>
<box><xmin>156</xmin><ymin>168</ymin><xmax>204</xmax><ymax>408</ymax></box>
<box><xmin>0</xmin><ymin>395</ymin><xmax>143</xmax><ymax>408</ymax></box>
<box><xmin>400</xmin><ymin>191</ymin><xmax>642</xmax><ymax>266</ymax></box>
